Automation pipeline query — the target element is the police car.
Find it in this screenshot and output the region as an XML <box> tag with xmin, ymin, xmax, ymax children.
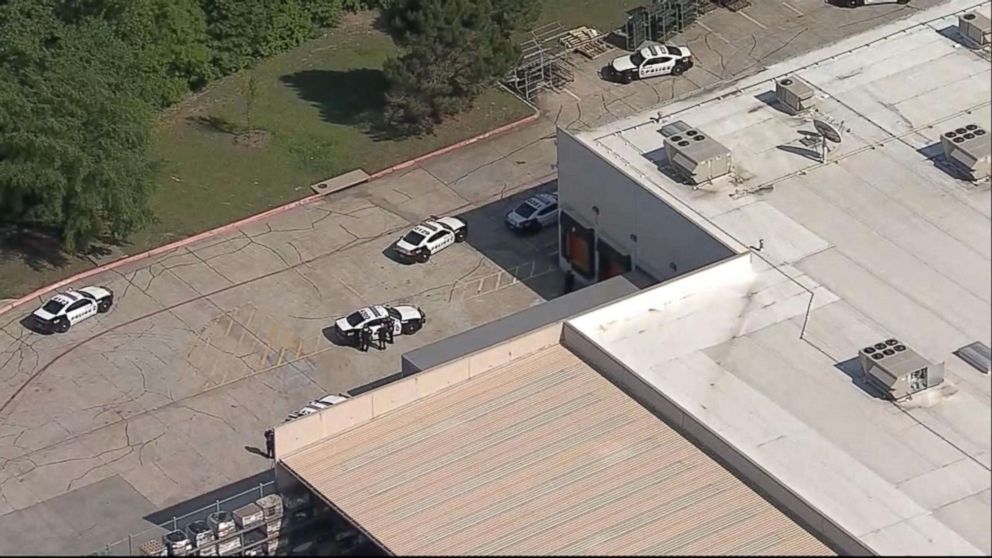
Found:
<box><xmin>334</xmin><ymin>304</ymin><xmax>426</xmax><ymax>343</ymax></box>
<box><xmin>285</xmin><ymin>393</ymin><xmax>350</xmax><ymax>422</ymax></box>
<box><xmin>505</xmin><ymin>192</ymin><xmax>558</xmax><ymax>232</ymax></box>
<box><xmin>393</xmin><ymin>216</ymin><xmax>468</xmax><ymax>263</ymax></box>
<box><xmin>604</xmin><ymin>44</ymin><xmax>693</xmax><ymax>84</ymax></box>
<box><xmin>30</xmin><ymin>287</ymin><xmax>114</xmax><ymax>333</ymax></box>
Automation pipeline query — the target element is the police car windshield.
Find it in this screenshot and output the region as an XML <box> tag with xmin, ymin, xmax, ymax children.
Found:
<box><xmin>402</xmin><ymin>230</ymin><xmax>425</xmax><ymax>245</ymax></box>
<box><xmin>665</xmin><ymin>46</ymin><xmax>681</xmax><ymax>55</ymax></box>
<box><xmin>630</xmin><ymin>51</ymin><xmax>646</xmax><ymax>66</ymax></box>
<box><xmin>386</xmin><ymin>307</ymin><xmax>401</xmax><ymax>320</ymax></box>
<box><xmin>42</xmin><ymin>300</ymin><xmax>64</xmax><ymax>314</ymax></box>
<box><xmin>515</xmin><ymin>203</ymin><xmax>538</xmax><ymax>218</ymax></box>
<box><xmin>345</xmin><ymin>311</ymin><xmax>365</xmax><ymax>327</ymax></box>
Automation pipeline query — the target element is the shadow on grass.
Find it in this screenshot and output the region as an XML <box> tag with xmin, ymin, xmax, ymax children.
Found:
<box><xmin>0</xmin><ymin>226</ymin><xmax>70</xmax><ymax>272</ymax></box>
<box><xmin>280</xmin><ymin>69</ymin><xmax>387</xmax><ymax>128</ymax></box>
<box><xmin>188</xmin><ymin>114</ymin><xmax>245</xmax><ymax>135</ymax></box>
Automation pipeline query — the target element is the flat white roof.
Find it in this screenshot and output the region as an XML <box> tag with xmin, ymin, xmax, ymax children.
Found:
<box><xmin>567</xmin><ymin>0</ymin><xmax>991</xmax><ymax>554</ymax></box>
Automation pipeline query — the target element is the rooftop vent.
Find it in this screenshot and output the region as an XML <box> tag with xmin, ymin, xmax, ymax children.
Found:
<box><xmin>954</xmin><ymin>341</ymin><xmax>991</xmax><ymax>374</ymax></box>
<box><xmin>958</xmin><ymin>11</ymin><xmax>991</xmax><ymax>47</ymax></box>
<box><xmin>662</xmin><ymin>120</ymin><xmax>732</xmax><ymax>185</ymax></box>
<box><xmin>859</xmin><ymin>339</ymin><xmax>944</xmax><ymax>400</ymax></box>
<box><xmin>940</xmin><ymin>123</ymin><xmax>991</xmax><ymax>182</ymax></box>
<box><xmin>775</xmin><ymin>75</ymin><xmax>816</xmax><ymax>114</ymax></box>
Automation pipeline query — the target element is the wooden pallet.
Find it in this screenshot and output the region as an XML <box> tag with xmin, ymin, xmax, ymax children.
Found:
<box><xmin>560</xmin><ymin>27</ymin><xmax>615</xmax><ymax>59</ymax></box>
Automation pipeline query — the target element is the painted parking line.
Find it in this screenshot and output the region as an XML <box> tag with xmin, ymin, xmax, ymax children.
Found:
<box><xmin>737</xmin><ymin>11</ymin><xmax>768</xmax><ymax>30</ymax></box>
<box><xmin>782</xmin><ymin>1</ymin><xmax>804</xmax><ymax>16</ymax></box>
<box><xmin>562</xmin><ymin>88</ymin><xmax>582</xmax><ymax>102</ymax></box>
<box><xmin>449</xmin><ymin>260</ymin><xmax>557</xmax><ymax>302</ymax></box>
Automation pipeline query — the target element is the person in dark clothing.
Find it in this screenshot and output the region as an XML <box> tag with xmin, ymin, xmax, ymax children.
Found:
<box><xmin>264</xmin><ymin>428</ymin><xmax>275</xmax><ymax>459</ymax></box>
<box><xmin>385</xmin><ymin>319</ymin><xmax>395</xmax><ymax>345</ymax></box>
<box><xmin>563</xmin><ymin>270</ymin><xmax>576</xmax><ymax>294</ymax></box>
<box><xmin>359</xmin><ymin>326</ymin><xmax>372</xmax><ymax>352</ymax></box>
<box><xmin>377</xmin><ymin>324</ymin><xmax>389</xmax><ymax>350</ymax></box>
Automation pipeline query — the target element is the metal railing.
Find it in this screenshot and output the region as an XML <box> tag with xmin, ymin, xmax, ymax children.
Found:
<box><xmin>91</xmin><ymin>481</ymin><xmax>277</xmax><ymax>556</ymax></box>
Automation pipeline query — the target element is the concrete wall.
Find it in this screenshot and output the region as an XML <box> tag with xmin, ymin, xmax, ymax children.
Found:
<box><xmin>556</xmin><ymin>127</ymin><xmax>736</xmax><ymax>283</ymax></box>
<box><xmin>402</xmin><ymin>274</ymin><xmax>639</xmax><ymax>375</ymax></box>
<box><xmin>274</xmin><ymin>322</ymin><xmax>563</xmax><ymax>459</ymax></box>
<box><xmin>559</xmin><ymin>323</ymin><xmax>872</xmax><ymax>557</ymax></box>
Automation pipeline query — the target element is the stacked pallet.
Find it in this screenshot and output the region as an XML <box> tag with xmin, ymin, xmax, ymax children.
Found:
<box><xmin>186</xmin><ymin>520</ymin><xmax>216</xmax><ymax>556</ymax></box>
<box><xmin>208</xmin><ymin>512</ymin><xmax>240</xmax><ymax>556</ymax></box>
<box><xmin>257</xmin><ymin>495</ymin><xmax>284</xmax><ymax>555</ymax></box>
<box><xmin>560</xmin><ymin>27</ymin><xmax>614</xmax><ymax>59</ymax></box>
<box><xmin>163</xmin><ymin>530</ymin><xmax>191</xmax><ymax>556</ymax></box>
<box><xmin>139</xmin><ymin>539</ymin><xmax>167</xmax><ymax>557</ymax></box>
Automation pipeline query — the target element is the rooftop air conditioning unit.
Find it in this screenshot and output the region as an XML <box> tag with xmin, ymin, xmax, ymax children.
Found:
<box><xmin>858</xmin><ymin>339</ymin><xmax>944</xmax><ymax>400</ymax></box>
<box><xmin>775</xmin><ymin>76</ymin><xmax>816</xmax><ymax>114</ymax></box>
<box><xmin>940</xmin><ymin>124</ymin><xmax>991</xmax><ymax>181</ymax></box>
<box><xmin>661</xmin><ymin>121</ymin><xmax>732</xmax><ymax>185</ymax></box>
<box><xmin>958</xmin><ymin>12</ymin><xmax>991</xmax><ymax>47</ymax></box>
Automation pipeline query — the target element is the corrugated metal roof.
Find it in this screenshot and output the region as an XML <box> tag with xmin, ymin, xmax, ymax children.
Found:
<box><xmin>282</xmin><ymin>345</ymin><xmax>833</xmax><ymax>556</ymax></box>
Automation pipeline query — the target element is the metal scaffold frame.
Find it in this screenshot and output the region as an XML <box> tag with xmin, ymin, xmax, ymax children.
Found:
<box><xmin>503</xmin><ymin>21</ymin><xmax>575</xmax><ymax>102</ymax></box>
<box><xmin>617</xmin><ymin>0</ymin><xmax>704</xmax><ymax>51</ymax></box>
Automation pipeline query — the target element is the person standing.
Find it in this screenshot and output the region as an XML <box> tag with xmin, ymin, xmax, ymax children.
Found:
<box><xmin>377</xmin><ymin>323</ymin><xmax>389</xmax><ymax>350</ymax></box>
<box><xmin>385</xmin><ymin>319</ymin><xmax>395</xmax><ymax>345</ymax></box>
<box><xmin>264</xmin><ymin>428</ymin><xmax>275</xmax><ymax>459</ymax></box>
<box><xmin>360</xmin><ymin>326</ymin><xmax>371</xmax><ymax>352</ymax></box>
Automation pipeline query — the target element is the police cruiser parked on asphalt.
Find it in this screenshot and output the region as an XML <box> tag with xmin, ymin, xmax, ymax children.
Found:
<box><xmin>604</xmin><ymin>44</ymin><xmax>693</xmax><ymax>84</ymax></box>
<box><xmin>393</xmin><ymin>216</ymin><xmax>468</xmax><ymax>263</ymax></box>
<box><xmin>334</xmin><ymin>304</ymin><xmax>426</xmax><ymax>343</ymax></box>
<box><xmin>285</xmin><ymin>393</ymin><xmax>350</xmax><ymax>422</ymax></box>
<box><xmin>30</xmin><ymin>287</ymin><xmax>114</xmax><ymax>333</ymax></box>
<box><xmin>506</xmin><ymin>192</ymin><xmax>558</xmax><ymax>232</ymax></box>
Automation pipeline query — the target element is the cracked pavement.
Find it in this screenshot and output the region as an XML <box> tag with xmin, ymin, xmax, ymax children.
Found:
<box><xmin>0</xmin><ymin>0</ymin><xmax>942</xmax><ymax>553</ymax></box>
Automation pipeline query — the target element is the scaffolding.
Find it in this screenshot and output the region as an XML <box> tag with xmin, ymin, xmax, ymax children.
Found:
<box><xmin>503</xmin><ymin>22</ymin><xmax>575</xmax><ymax>102</ymax></box>
<box><xmin>616</xmin><ymin>0</ymin><xmax>703</xmax><ymax>51</ymax></box>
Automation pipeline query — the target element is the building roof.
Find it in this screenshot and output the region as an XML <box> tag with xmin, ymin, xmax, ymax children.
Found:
<box><xmin>281</xmin><ymin>344</ymin><xmax>832</xmax><ymax>556</ymax></box>
<box><xmin>565</xmin><ymin>1</ymin><xmax>992</xmax><ymax>554</ymax></box>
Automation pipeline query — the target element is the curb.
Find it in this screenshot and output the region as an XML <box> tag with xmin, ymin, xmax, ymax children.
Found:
<box><xmin>0</xmin><ymin>109</ymin><xmax>541</xmax><ymax>319</ymax></box>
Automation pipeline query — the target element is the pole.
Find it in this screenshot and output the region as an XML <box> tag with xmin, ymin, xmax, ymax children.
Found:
<box><xmin>128</xmin><ymin>534</ymin><xmax>133</xmax><ymax>555</ymax></box>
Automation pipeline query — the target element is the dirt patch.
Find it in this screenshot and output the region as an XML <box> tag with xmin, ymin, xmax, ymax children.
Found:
<box><xmin>233</xmin><ymin>129</ymin><xmax>272</xmax><ymax>151</ymax></box>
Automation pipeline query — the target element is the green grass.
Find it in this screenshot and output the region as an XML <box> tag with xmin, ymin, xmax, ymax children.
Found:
<box><xmin>534</xmin><ymin>0</ymin><xmax>646</xmax><ymax>34</ymax></box>
<box><xmin>0</xmin><ymin>2</ymin><xmax>643</xmax><ymax>301</ymax></box>
<box><xmin>132</xmin><ymin>13</ymin><xmax>530</xmax><ymax>251</ymax></box>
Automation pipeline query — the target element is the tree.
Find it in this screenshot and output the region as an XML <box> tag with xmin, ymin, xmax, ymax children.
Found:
<box><xmin>0</xmin><ymin>0</ymin><xmax>155</xmax><ymax>250</ymax></box>
<box><xmin>201</xmin><ymin>0</ymin><xmax>320</xmax><ymax>75</ymax></box>
<box><xmin>240</xmin><ymin>73</ymin><xmax>259</xmax><ymax>133</ymax></box>
<box><xmin>381</xmin><ymin>0</ymin><xmax>520</xmax><ymax>136</ymax></box>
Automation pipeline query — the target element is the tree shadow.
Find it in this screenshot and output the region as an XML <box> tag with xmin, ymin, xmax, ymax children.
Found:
<box><xmin>0</xmin><ymin>226</ymin><xmax>70</xmax><ymax>271</ymax></box>
<box><xmin>188</xmin><ymin>114</ymin><xmax>245</xmax><ymax>135</ymax></box>
<box><xmin>280</xmin><ymin>69</ymin><xmax>387</xmax><ymax>129</ymax></box>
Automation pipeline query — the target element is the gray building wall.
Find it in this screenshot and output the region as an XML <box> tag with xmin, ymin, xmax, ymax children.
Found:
<box><xmin>556</xmin><ymin>127</ymin><xmax>736</xmax><ymax>283</ymax></box>
<box><xmin>401</xmin><ymin>275</ymin><xmax>639</xmax><ymax>374</ymax></box>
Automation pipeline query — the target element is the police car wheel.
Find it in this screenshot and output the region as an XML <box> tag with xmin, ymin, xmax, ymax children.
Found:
<box><xmin>97</xmin><ymin>298</ymin><xmax>113</xmax><ymax>313</ymax></box>
<box><xmin>455</xmin><ymin>230</ymin><xmax>467</xmax><ymax>243</ymax></box>
<box><xmin>620</xmin><ymin>72</ymin><xmax>633</xmax><ymax>84</ymax></box>
<box><xmin>416</xmin><ymin>250</ymin><xmax>431</xmax><ymax>263</ymax></box>
<box><xmin>55</xmin><ymin>318</ymin><xmax>70</xmax><ymax>333</ymax></box>
<box><xmin>671</xmin><ymin>64</ymin><xmax>685</xmax><ymax>76</ymax></box>
<box><xmin>403</xmin><ymin>321</ymin><xmax>422</xmax><ymax>335</ymax></box>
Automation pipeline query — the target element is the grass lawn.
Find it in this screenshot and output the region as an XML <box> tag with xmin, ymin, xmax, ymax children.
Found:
<box><xmin>0</xmin><ymin>2</ymin><xmax>644</xmax><ymax>301</ymax></box>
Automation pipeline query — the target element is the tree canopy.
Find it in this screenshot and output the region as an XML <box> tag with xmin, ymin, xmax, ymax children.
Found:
<box><xmin>0</xmin><ymin>0</ymin><xmax>349</xmax><ymax>251</ymax></box>
<box><xmin>382</xmin><ymin>0</ymin><xmax>541</xmax><ymax>136</ymax></box>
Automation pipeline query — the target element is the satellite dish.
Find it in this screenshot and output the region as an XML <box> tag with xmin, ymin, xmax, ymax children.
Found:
<box><xmin>813</xmin><ymin>119</ymin><xmax>843</xmax><ymax>144</ymax></box>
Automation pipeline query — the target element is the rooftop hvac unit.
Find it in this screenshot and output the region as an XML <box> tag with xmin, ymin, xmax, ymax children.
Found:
<box><xmin>774</xmin><ymin>76</ymin><xmax>816</xmax><ymax>114</ymax></box>
<box><xmin>662</xmin><ymin>121</ymin><xmax>732</xmax><ymax>185</ymax></box>
<box><xmin>941</xmin><ymin>124</ymin><xmax>991</xmax><ymax>181</ymax></box>
<box><xmin>858</xmin><ymin>339</ymin><xmax>944</xmax><ymax>400</ymax></box>
<box><xmin>958</xmin><ymin>12</ymin><xmax>991</xmax><ymax>47</ymax></box>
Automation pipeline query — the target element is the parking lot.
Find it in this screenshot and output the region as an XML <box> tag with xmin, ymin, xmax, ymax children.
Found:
<box><xmin>0</xmin><ymin>159</ymin><xmax>561</xmax><ymax>553</ymax></box>
<box><xmin>0</xmin><ymin>0</ymin><xmax>957</xmax><ymax>553</ymax></box>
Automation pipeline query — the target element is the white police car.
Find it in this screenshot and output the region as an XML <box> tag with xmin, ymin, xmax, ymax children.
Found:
<box><xmin>506</xmin><ymin>192</ymin><xmax>558</xmax><ymax>232</ymax></box>
<box><xmin>605</xmin><ymin>44</ymin><xmax>693</xmax><ymax>84</ymax></box>
<box><xmin>30</xmin><ymin>287</ymin><xmax>114</xmax><ymax>333</ymax></box>
<box><xmin>334</xmin><ymin>304</ymin><xmax>426</xmax><ymax>343</ymax></box>
<box><xmin>393</xmin><ymin>216</ymin><xmax>468</xmax><ymax>263</ymax></box>
<box><xmin>285</xmin><ymin>393</ymin><xmax>350</xmax><ymax>422</ymax></box>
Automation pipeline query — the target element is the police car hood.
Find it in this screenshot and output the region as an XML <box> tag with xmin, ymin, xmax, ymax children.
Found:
<box><xmin>391</xmin><ymin>305</ymin><xmax>422</xmax><ymax>321</ymax></box>
<box><xmin>611</xmin><ymin>55</ymin><xmax>637</xmax><ymax>72</ymax></box>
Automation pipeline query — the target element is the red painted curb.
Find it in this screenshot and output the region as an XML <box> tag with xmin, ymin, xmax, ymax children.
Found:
<box><xmin>0</xmin><ymin>110</ymin><xmax>541</xmax><ymax>318</ymax></box>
